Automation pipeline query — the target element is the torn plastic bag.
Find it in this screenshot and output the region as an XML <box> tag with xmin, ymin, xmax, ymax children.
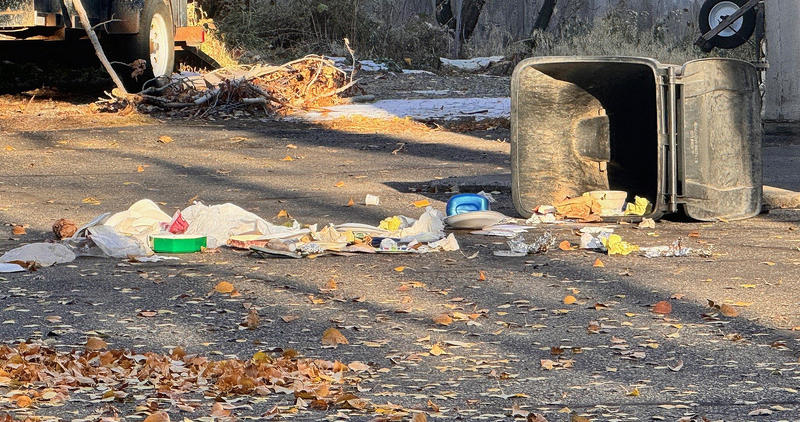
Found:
<box><xmin>181</xmin><ymin>202</ymin><xmax>306</xmax><ymax>248</ymax></box>
<box><xmin>398</xmin><ymin>207</ymin><xmax>446</xmax><ymax>243</ymax></box>
<box><xmin>87</xmin><ymin>225</ymin><xmax>150</xmax><ymax>258</ymax></box>
<box><xmin>428</xmin><ymin>233</ymin><xmax>460</xmax><ymax>251</ymax></box>
<box><xmin>0</xmin><ymin>263</ymin><xmax>26</xmax><ymax>273</ymax></box>
<box><xmin>105</xmin><ymin>199</ymin><xmax>172</xmax><ymax>243</ymax></box>
<box><xmin>0</xmin><ymin>243</ymin><xmax>76</xmax><ymax>267</ymax></box>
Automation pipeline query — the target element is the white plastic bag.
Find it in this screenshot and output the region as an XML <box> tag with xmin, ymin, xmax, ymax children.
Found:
<box><xmin>0</xmin><ymin>243</ymin><xmax>76</xmax><ymax>267</ymax></box>
<box><xmin>181</xmin><ymin>202</ymin><xmax>305</xmax><ymax>248</ymax></box>
<box><xmin>105</xmin><ymin>199</ymin><xmax>171</xmax><ymax>242</ymax></box>
<box><xmin>87</xmin><ymin>225</ymin><xmax>150</xmax><ymax>258</ymax></box>
<box><xmin>399</xmin><ymin>206</ymin><xmax>446</xmax><ymax>243</ymax></box>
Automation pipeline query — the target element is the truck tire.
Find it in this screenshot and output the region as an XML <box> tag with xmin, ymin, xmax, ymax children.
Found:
<box><xmin>698</xmin><ymin>0</ymin><xmax>756</xmax><ymax>50</ymax></box>
<box><xmin>114</xmin><ymin>0</ymin><xmax>175</xmax><ymax>92</ymax></box>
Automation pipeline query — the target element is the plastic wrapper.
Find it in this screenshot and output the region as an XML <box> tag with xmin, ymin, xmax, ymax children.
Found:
<box><xmin>494</xmin><ymin>232</ymin><xmax>555</xmax><ymax>256</ymax></box>
<box><xmin>640</xmin><ymin>239</ymin><xmax>712</xmax><ymax>258</ymax></box>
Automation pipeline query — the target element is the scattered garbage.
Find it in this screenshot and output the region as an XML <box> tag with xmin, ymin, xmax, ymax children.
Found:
<box><xmin>602</xmin><ymin>234</ymin><xmax>640</xmax><ymax>256</ymax></box>
<box><xmin>493</xmin><ymin>232</ymin><xmax>555</xmax><ymax>257</ymax></box>
<box><xmin>586</xmin><ymin>190</ymin><xmax>627</xmax><ymax>216</ymax></box>
<box><xmin>446</xmin><ymin>193</ymin><xmax>490</xmax><ymax>216</ymax></box>
<box><xmin>0</xmin><ymin>243</ymin><xmax>76</xmax><ymax>267</ymax></box>
<box><xmin>445</xmin><ymin>211</ymin><xmax>509</xmax><ymax>230</ymax></box>
<box><xmin>365</xmin><ymin>194</ymin><xmax>381</xmax><ymax>206</ymax></box>
<box><xmin>638</xmin><ymin>218</ymin><xmax>656</xmax><ymax>229</ymax></box>
<box><xmin>580</xmin><ymin>227</ymin><xmax>614</xmax><ymax>250</ymax></box>
<box><xmin>0</xmin><ymin>263</ymin><xmax>26</xmax><ymax>273</ymax></box>
<box><xmin>150</xmin><ymin>234</ymin><xmax>207</xmax><ymax>253</ymax></box>
<box><xmin>624</xmin><ymin>196</ymin><xmax>653</xmax><ymax>216</ymax></box>
<box><xmin>553</xmin><ymin>195</ymin><xmax>603</xmax><ymax>221</ymax></box>
<box><xmin>471</xmin><ymin>224</ymin><xmax>530</xmax><ymax>238</ymax></box>
<box><xmin>640</xmin><ymin>239</ymin><xmax>712</xmax><ymax>258</ymax></box>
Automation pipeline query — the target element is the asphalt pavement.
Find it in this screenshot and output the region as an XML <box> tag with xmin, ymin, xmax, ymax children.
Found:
<box><xmin>1</xmin><ymin>117</ymin><xmax>800</xmax><ymax>421</ymax></box>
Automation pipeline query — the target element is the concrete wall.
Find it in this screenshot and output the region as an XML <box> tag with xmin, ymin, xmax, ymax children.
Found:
<box><xmin>765</xmin><ymin>0</ymin><xmax>800</xmax><ymax>122</ymax></box>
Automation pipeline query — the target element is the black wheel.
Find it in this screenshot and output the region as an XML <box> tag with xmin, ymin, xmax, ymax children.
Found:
<box><xmin>111</xmin><ymin>0</ymin><xmax>175</xmax><ymax>92</ymax></box>
<box><xmin>698</xmin><ymin>0</ymin><xmax>756</xmax><ymax>50</ymax></box>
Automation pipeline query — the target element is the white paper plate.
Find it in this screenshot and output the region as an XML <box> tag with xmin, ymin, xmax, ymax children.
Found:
<box><xmin>445</xmin><ymin>211</ymin><xmax>508</xmax><ymax>230</ymax></box>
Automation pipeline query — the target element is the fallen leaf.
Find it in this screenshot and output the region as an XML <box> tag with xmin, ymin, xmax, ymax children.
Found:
<box><xmin>411</xmin><ymin>413</ymin><xmax>427</xmax><ymax>422</ymax></box>
<box><xmin>324</xmin><ymin>278</ymin><xmax>337</xmax><ymax>290</ymax></box>
<box><xmin>720</xmin><ymin>304</ymin><xmax>738</xmax><ymax>317</ymax></box>
<box><xmin>528</xmin><ymin>414</ymin><xmax>549</xmax><ymax>422</ymax></box>
<box><xmin>478</xmin><ymin>270</ymin><xmax>486</xmax><ymax>281</ymax></box>
<box><xmin>688</xmin><ymin>231</ymin><xmax>700</xmax><ymax>238</ymax></box>
<box><xmin>81</xmin><ymin>197</ymin><xmax>101</xmax><ymax>205</ymax></box>
<box><xmin>563</xmin><ymin>295</ymin><xmax>577</xmax><ymax>305</ymax></box>
<box><xmin>334</xmin><ymin>181</ymin><xmax>345</xmax><ymax>188</ymax></box>
<box><xmin>211</xmin><ymin>402</ymin><xmax>231</xmax><ymax>417</ymax></box>
<box><xmin>559</xmin><ymin>240</ymin><xmax>572</xmax><ymax>251</ymax></box>
<box><xmin>276</xmin><ymin>209</ymin><xmax>290</xmax><ymax>218</ymax></box>
<box><xmin>748</xmin><ymin>408</ymin><xmax>773</xmax><ymax>416</ymax></box>
<box><xmin>413</xmin><ymin>199</ymin><xmax>431</xmax><ymax>208</ymax></box>
<box><xmin>286</xmin><ymin>143</ymin><xmax>298</xmax><ymax>149</ymax></box>
<box><xmin>321</xmin><ymin>327</ymin><xmax>349</xmax><ymax>347</ymax></box>
<box><xmin>627</xmin><ymin>387</ymin><xmax>640</xmax><ymax>397</ymax></box>
<box><xmin>669</xmin><ymin>359</ymin><xmax>684</xmax><ymax>372</ymax></box>
<box><xmin>429</xmin><ymin>344</ymin><xmax>445</xmax><ymax>356</ymax></box>
<box><xmin>346</xmin><ymin>198</ymin><xmax>355</xmax><ymax>207</ymax></box>
<box><xmin>347</xmin><ymin>361</ymin><xmax>369</xmax><ymax>372</ymax></box>
<box><xmin>433</xmin><ymin>313</ymin><xmax>453</xmax><ymax>326</ymax></box>
<box><xmin>394</xmin><ymin>266</ymin><xmax>405</xmax><ymax>272</ymax></box>
<box><xmin>4</xmin><ymin>145</ymin><xmax>15</xmax><ymax>151</ymax></box>
<box><xmin>138</xmin><ymin>310</ymin><xmax>157</xmax><ymax>317</ymax></box>
<box><xmin>281</xmin><ymin>155</ymin><xmax>294</xmax><ymax>161</ymax></box>
<box><xmin>157</xmin><ymin>135</ymin><xmax>174</xmax><ymax>144</ymax></box>
<box><xmin>137</xmin><ymin>165</ymin><xmax>145</xmax><ymax>173</ymax></box>
<box><xmin>281</xmin><ymin>315</ymin><xmax>299</xmax><ymax>323</ymax></box>
<box><xmin>245</xmin><ymin>308</ymin><xmax>260</xmax><ymax>329</ymax></box>
<box><xmin>593</xmin><ymin>258</ymin><xmax>604</xmax><ymax>268</ymax></box>
<box><xmin>570</xmin><ymin>414</ymin><xmax>590</xmax><ymax>422</ymax></box>
<box><xmin>85</xmin><ymin>336</ymin><xmax>107</xmax><ymax>351</ymax></box>
<box><xmin>652</xmin><ymin>301</ymin><xmax>672</xmax><ymax>315</ymax></box>
<box><xmin>214</xmin><ymin>281</ymin><xmax>235</xmax><ymax>294</ymax></box>
<box><xmin>11</xmin><ymin>225</ymin><xmax>25</xmax><ymax>235</ymax></box>
<box><xmin>15</xmin><ymin>395</ymin><xmax>32</xmax><ymax>408</ymax></box>
<box><xmin>143</xmin><ymin>411</ymin><xmax>170</xmax><ymax>422</ymax></box>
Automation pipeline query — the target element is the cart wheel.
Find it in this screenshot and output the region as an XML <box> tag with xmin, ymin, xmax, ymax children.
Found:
<box><xmin>111</xmin><ymin>0</ymin><xmax>175</xmax><ymax>92</ymax></box>
<box><xmin>698</xmin><ymin>0</ymin><xmax>756</xmax><ymax>50</ymax></box>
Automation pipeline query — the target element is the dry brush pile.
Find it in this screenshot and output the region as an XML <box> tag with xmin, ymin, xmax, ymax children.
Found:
<box><xmin>96</xmin><ymin>55</ymin><xmax>359</xmax><ymax>118</ymax></box>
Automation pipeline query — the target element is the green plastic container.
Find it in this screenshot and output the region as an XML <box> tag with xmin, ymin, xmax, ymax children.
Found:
<box><xmin>150</xmin><ymin>234</ymin><xmax>207</xmax><ymax>253</ymax></box>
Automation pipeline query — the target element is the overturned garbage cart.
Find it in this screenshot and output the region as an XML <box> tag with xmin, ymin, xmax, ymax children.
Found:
<box><xmin>511</xmin><ymin>56</ymin><xmax>762</xmax><ymax>221</ymax></box>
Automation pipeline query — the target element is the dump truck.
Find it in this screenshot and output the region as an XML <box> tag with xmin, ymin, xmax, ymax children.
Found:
<box><xmin>0</xmin><ymin>0</ymin><xmax>206</xmax><ymax>89</ymax></box>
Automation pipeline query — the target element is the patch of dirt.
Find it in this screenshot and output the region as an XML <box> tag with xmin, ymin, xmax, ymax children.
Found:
<box><xmin>0</xmin><ymin>92</ymin><xmax>155</xmax><ymax>132</ymax></box>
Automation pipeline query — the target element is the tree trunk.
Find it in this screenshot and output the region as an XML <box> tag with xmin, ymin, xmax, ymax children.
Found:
<box><xmin>526</xmin><ymin>0</ymin><xmax>557</xmax><ymax>49</ymax></box>
<box><xmin>533</xmin><ymin>0</ymin><xmax>557</xmax><ymax>31</ymax></box>
<box><xmin>70</xmin><ymin>0</ymin><xmax>128</xmax><ymax>94</ymax></box>
<box><xmin>451</xmin><ymin>0</ymin><xmax>463</xmax><ymax>58</ymax></box>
